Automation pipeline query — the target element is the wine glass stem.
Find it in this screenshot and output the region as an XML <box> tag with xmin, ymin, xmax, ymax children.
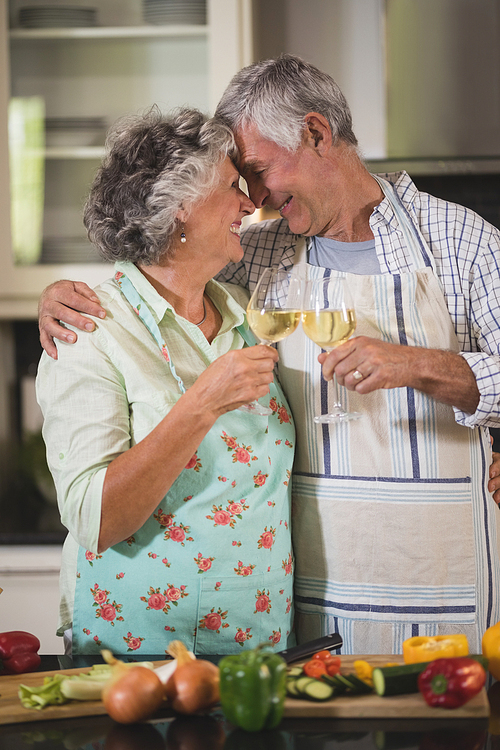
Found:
<box><xmin>332</xmin><ymin>374</ymin><xmax>343</xmax><ymax>409</ymax></box>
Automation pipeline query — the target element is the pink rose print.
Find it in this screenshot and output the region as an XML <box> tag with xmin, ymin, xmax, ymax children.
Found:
<box><xmin>114</xmin><ymin>271</ymin><xmax>124</xmax><ymax>284</ymax></box>
<box><xmin>164</xmin><ymin>522</ymin><xmax>194</xmax><ymax>546</ymax></box>
<box><xmin>221</xmin><ymin>432</ymin><xmax>238</xmax><ymax>450</ymax></box>
<box><xmin>255</xmin><ymin>589</ymin><xmax>272</xmax><ymax>614</ymax></box>
<box><xmin>232</xmin><ymin>540</ymin><xmax>242</xmax><ymax>547</ymax></box>
<box><xmin>267</xmin><ymin>500</ymin><xmax>275</xmax><ymax>507</ymax></box>
<box><xmin>269</xmin><ymin>397</ymin><xmax>278</xmax><ymax>412</ymax></box>
<box><xmin>91</xmin><ymin>583</ymin><xmax>123</xmax><ymax>626</ymax></box>
<box><xmin>282</xmin><ymin>552</ymin><xmax>293</xmax><ymax>576</ymax></box>
<box><xmin>141</xmin><ymin>585</ymin><xmax>188</xmax><ymax>615</ymax></box>
<box><xmin>279</xmin><ymin>589</ymin><xmax>284</xmax><ymax>595</ymax></box>
<box><xmin>161</xmin><ymin>345</ymin><xmax>170</xmax><ymax>362</ymax></box>
<box><xmin>234</xmin><ymin>560</ymin><xmax>256</xmax><ymax>577</ymax></box>
<box><xmin>269</xmin><ymin>629</ymin><xmax>282</xmax><ymax>645</ymax></box>
<box><xmin>257</xmin><ymin>526</ymin><xmax>276</xmax><ymax>550</ymax></box>
<box><xmin>124</xmin><ymin>632</ymin><xmax>144</xmax><ymax>651</ymax></box>
<box><xmin>148</xmin><ymin>552</ymin><xmax>158</xmax><ymax>559</ymax></box>
<box><xmin>199</xmin><ymin>607</ymin><xmax>229</xmax><ymax>634</ymax></box>
<box><xmin>284</xmin><ymin>469</ymin><xmax>291</xmax><ymax>487</ymax></box>
<box><xmin>277</xmin><ymin>406</ymin><xmax>290</xmax><ymax>424</ymax></box>
<box><xmin>148</xmin><ymin>593</ymin><xmax>166</xmax><ymax>610</ymax></box>
<box><xmin>275</xmin><ymin>439</ymin><xmax>282</xmax><ymax>446</ymax></box>
<box><xmin>214</xmin><ymin>510</ymin><xmax>231</xmax><ymax>526</ymax></box>
<box><xmin>215</xmin><ymin>582</ymin><xmax>222</xmax><ymax>591</ymax></box>
<box><xmin>154</xmin><ymin>509</ymin><xmax>174</xmax><ymax>528</ymax></box>
<box><xmin>221</xmin><ymin>432</ymin><xmax>255</xmax><ymax>466</ymax></box>
<box><xmin>85</xmin><ymin>550</ymin><xmax>102</xmax><ymax>566</ymax></box>
<box><xmin>228</xmin><ymin>502</ymin><xmax>243</xmax><ymax>515</ymax></box>
<box><xmin>99</xmin><ymin>603</ymin><xmax>117</xmax><ymax>622</ymax></box>
<box><xmin>231</xmin><ymin>480</ymin><xmax>236</xmax><ymax>487</ymax></box>
<box><xmin>285</xmin><ymin>439</ymin><xmax>293</xmax><ymax>448</ymax></box>
<box><xmin>116</xmin><ymin>572</ymin><xmax>125</xmax><ymax>580</ymax></box>
<box><xmin>93</xmin><ymin>635</ymin><xmax>102</xmax><ymax>646</ymax></box>
<box><xmin>194</xmin><ymin>552</ymin><xmax>215</xmax><ymax>573</ymax></box>
<box><xmin>83</xmin><ymin>628</ymin><xmax>91</xmax><ymax>636</ymax></box>
<box><xmin>235</xmin><ymin>627</ymin><xmax>252</xmax><ymax>646</ymax></box>
<box><xmin>162</xmin><ymin>558</ymin><xmax>171</xmax><ymax>567</ymax></box>
<box><xmin>253</xmin><ymin>470</ymin><xmax>268</xmax><ymax>488</ymax></box>
<box><xmin>185</xmin><ymin>453</ymin><xmax>202</xmax><ymax>471</ymax></box>
<box><xmin>285</xmin><ymin>596</ymin><xmax>292</xmax><ymax>614</ymax></box>
<box><xmin>164</xmin><ymin>625</ymin><xmax>176</xmax><ymax>632</ymax></box>
<box><xmin>183</xmin><ymin>495</ymin><xmax>192</xmax><ymax>503</ymax></box>
<box><xmin>218</xmin><ymin>476</ymin><xmax>228</xmax><ymax>482</ymax></box>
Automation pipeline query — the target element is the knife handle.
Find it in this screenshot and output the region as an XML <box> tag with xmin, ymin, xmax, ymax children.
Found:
<box><xmin>278</xmin><ymin>632</ymin><xmax>343</xmax><ymax>664</ymax></box>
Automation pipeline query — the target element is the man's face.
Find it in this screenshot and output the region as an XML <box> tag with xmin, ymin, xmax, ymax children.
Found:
<box><xmin>234</xmin><ymin>123</ymin><xmax>333</xmax><ymax>237</ymax></box>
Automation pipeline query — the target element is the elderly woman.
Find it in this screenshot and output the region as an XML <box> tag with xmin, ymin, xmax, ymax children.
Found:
<box><xmin>36</xmin><ymin>108</ymin><xmax>295</xmax><ymax>656</ymax></box>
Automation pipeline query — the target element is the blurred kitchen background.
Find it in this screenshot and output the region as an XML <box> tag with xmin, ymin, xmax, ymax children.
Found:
<box><xmin>0</xmin><ymin>0</ymin><xmax>499</xmax><ymax>649</ymax></box>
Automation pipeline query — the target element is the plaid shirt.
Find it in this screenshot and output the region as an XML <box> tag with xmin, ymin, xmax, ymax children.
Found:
<box><xmin>217</xmin><ymin>171</ymin><xmax>500</xmax><ymax>430</ymax></box>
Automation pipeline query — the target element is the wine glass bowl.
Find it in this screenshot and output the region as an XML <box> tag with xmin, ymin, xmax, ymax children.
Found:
<box><xmin>240</xmin><ymin>268</ymin><xmax>302</xmax><ymax>416</ymax></box>
<box><xmin>302</xmin><ymin>275</ymin><xmax>361</xmax><ymax>424</ymax></box>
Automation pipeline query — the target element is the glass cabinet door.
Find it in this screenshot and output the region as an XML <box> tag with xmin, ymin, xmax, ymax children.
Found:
<box><xmin>0</xmin><ymin>0</ymin><xmax>253</xmax><ymax>317</ymax></box>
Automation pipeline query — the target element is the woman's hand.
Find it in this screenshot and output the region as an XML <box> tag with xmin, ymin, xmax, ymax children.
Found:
<box><xmin>188</xmin><ymin>345</ymin><xmax>279</xmax><ymax>417</ymax></box>
<box><xmin>489</xmin><ymin>452</ymin><xmax>500</xmax><ymax>506</ymax></box>
<box><xmin>38</xmin><ymin>280</ymin><xmax>106</xmax><ymax>359</ymax></box>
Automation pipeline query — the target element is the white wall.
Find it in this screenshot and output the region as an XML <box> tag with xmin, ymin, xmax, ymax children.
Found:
<box><xmin>254</xmin><ymin>0</ymin><xmax>387</xmax><ymax>159</ymax></box>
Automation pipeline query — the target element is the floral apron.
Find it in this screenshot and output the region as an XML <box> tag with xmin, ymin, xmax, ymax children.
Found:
<box><xmin>72</xmin><ymin>271</ymin><xmax>295</xmax><ymax>656</ymax></box>
<box><xmin>277</xmin><ymin>175</ymin><xmax>500</xmax><ymax>654</ymax></box>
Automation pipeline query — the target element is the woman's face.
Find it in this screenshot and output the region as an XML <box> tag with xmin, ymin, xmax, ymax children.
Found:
<box><xmin>184</xmin><ymin>157</ymin><xmax>255</xmax><ymax>271</ymax></box>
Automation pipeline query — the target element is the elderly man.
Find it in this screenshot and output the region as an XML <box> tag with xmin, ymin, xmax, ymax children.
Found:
<box><xmin>39</xmin><ymin>55</ymin><xmax>500</xmax><ymax>655</ymax></box>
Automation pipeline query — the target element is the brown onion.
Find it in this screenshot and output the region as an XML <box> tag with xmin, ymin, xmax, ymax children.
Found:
<box><xmin>164</xmin><ymin>640</ymin><xmax>220</xmax><ymax>714</ymax></box>
<box><xmin>102</xmin><ymin>665</ymin><xmax>164</xmax><ymax>724</ymax></box>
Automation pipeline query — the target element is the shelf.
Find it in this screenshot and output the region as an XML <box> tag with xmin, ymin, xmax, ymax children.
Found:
<box><xmin>9</xmin><ymin>25</ymin><xmax>209</xmax><ymax>40</ymax></box>
<box><xmin>45</xmin><ymin>146</ymin><xmax>105</xmax><ymax>160</ymax></box>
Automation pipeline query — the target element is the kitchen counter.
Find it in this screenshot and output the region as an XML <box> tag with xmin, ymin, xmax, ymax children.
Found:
<box><xmin>0</xmin><ymin>656</ymin><xmax>496</xmax><ymax>750</ymax></box>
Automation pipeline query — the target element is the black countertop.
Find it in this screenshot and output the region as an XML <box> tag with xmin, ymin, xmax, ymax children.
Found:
<box><xmin>0</xmin><ymin>656</ymin><xmax>496</xmax><ymax>750</ymax></box>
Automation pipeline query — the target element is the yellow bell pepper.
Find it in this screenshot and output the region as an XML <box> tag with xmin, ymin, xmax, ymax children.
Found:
<box><xmin>482</xmin><ymin>621</ymin><xmax>500</xmax><ymax>680</ymax></box>
<box><xmin>402</xmin><ymin>634</ymin><xmax>469</xmax><ymax>664</ymax></box>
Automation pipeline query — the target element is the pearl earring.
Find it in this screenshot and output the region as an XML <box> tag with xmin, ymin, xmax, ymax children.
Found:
<box><xmin>180</xmin><ymin>224</ymin><xmax>186</xmax><ymax>243</ymax></box>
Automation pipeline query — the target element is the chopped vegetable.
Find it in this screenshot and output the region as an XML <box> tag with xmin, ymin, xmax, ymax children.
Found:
<box><xmin>312</xmin><ymin>650</ymin><xmax>333</xmax><ymax>661</ymax></box>
<box><xmin>101</xmin><ymin>650</ymin><xmax>164</xmax><ymax>724</ymax></box>
<box><xmin>19</xmin><ymin>665</ymin><xmax>114</xmax><ymax>709</ymax></box>
<box><xmin>164</xmin><ymin>640</ymin><xmax>219</xmax><ymax>715</ymax></box>
<box><xmin>372</xmin><ymin>662</ymin><xmax>432</xmax><ymax>697</ymax></box>
<box><xmin>303</xmin><ymin>659</ymin><xmax>328</xmax><ymax>678</ymax></box>
<box><xmin>403</xmin><ymin>634</ymin><xmax>468</xmax><ymax>664</ymax></box>
<box><xmin>418</xmin><ymin>657</ymin><xmax>486</xmax><ymax>709</ymax></box>
<box><xmin>219</xmin><ymin>643</ymin><xmax>287</xmax><ymax>732</ymax></box>
<box><xmin>482</xmin><ymin>620</ymin><xmax>500</xmax><ymax>680</ymax></box>
<box><xmin>0</xmin><ymin>631</ymin><xmax>41</xmax><ymax>675</ymax></box>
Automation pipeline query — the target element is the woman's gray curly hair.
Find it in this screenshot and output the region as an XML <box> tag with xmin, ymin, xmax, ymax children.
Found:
<box><xmin>84</xmin><ymin>106</ymin><xmax>238</xmax><ymax>265</ymax></box>
<box><xmin>215</xmin><ymin>54</ymin><xmax>358</xmax><ymax>152</ymax></box>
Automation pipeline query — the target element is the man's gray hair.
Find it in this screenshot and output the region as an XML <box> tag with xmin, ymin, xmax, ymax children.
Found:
<box><xmin>215</xmin><ymin>54</ymin><xmax>358</xmax><ymax>151</ymax></box>
<box><xmin>84</xmin><ymin>106</ymin><xmax>237</xmax><ymax>265</ymax></box>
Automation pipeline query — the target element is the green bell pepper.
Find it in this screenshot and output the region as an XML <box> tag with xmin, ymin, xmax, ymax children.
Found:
<box><xmin>219</xmin><ymin>644</ymin><xmax>287</xmax><ymax>732</ymax></box>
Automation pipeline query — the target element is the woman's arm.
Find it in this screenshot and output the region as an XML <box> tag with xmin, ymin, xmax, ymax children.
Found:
<box><xmin>37</xmin><ymin>325</ymin><xmax>278</xmax><ymax>552</ymax></box>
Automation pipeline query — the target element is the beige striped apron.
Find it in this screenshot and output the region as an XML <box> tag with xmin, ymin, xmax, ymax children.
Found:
<box><xmin>277</xmin><ymin>176</ymin><xmax>500</xmax><ymax>654</ymax></box>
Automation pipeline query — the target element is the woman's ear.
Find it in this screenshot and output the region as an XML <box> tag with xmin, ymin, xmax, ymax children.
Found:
<box><xmin>303</xmin><ymin>112</ymin><xmax>333</xmax><ymax>154</ymax></box>
<box><xmin>176</xmin><ymin>206</ymin><xmax>188</xmax><ymax>223</ymax></box>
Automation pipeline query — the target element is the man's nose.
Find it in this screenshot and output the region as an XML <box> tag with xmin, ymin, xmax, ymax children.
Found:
<box><xmin>247</xmin><ymin>179</ymin><xmax>269</xmax><ymax>209</ymax></box>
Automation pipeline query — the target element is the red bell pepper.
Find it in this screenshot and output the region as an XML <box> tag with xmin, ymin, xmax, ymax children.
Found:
<box><xmin>418</xmin><ymin>657</ymin><xmax>486</xmax><ymax>709</ymax></box>
<box><xmin>0</xmin><ymin>631</ymin><xmax>41</xmax><ymax>675</ymax></box>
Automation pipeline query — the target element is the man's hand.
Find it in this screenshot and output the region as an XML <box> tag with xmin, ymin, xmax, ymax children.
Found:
<box><xmin>489</xmin><ymin>452</ymin><xmax>500</xmax><ymax>506</ymax></box>
<box><xmin>318</xmin><ymin>335</ymin><xmax>480</xmax><ymax>415</ymax></box>
<box><xmin>38</xmin><ymin>280</ymin><xmax>106</xmax><ymax>360</ymax></box>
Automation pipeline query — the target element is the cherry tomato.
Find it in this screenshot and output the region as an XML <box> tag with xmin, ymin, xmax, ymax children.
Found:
<box><xmin>312</xmin><ymin>650</ymin><xmax>332</xmax><ymax>662</ymax></box>
<box><xmin>325</xmin><ymin>660</ymin><xmax>341</xmax><ymax>676</ymax></box>
<box><xmin>303</xmin><ymin>659</ymin><xmax>328</xmax><ymax>678</ymax></box>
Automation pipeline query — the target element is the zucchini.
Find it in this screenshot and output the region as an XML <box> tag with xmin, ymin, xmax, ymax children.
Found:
<box><xmin>294</xmin><ymin>676</ymin><xmax>317</xmax><ymax>695</ymax></box>
<box><xmin>373</xmin><ymin>654</ymin><xmax>489</xmax><ymax>697</ymax></box>
<box><xmin>287</xmin><ymin>666</ymin><xmax>303</xmax><ymax>678</ymax></box>
<box><xmin>301</xmin><ymin>678</ymin><xmax>335</xmax><ymax>702</ymax></box>
<box><xmin>286</xmin><ymin>678</ymin><xmax>301</xmax><ymax>697</ymax></box>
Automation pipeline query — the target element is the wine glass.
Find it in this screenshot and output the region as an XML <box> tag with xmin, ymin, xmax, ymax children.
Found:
<box><xmin>240</xmin><ymin>267</ymin><xmax>302</xmax><ymax>416</ymax></box>
<box><xmin>302</xmin><ymin>275</ymin><xmax>361</xmax><ymax>424</ymax></box>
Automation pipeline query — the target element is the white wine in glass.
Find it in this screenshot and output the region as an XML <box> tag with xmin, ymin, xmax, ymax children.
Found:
<box><xmin>303</xmin><ymin>275</ymin><xmax>361</xmax><ymax>424</ymax></box>
<box><xmin>241</xmin><ymin>267</ymin><xmax>302</xmax><ymax>416</ymax></box>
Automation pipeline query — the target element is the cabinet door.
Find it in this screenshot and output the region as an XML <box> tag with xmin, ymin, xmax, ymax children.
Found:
<box><xmin>0</xmin><ymin>0</ymin><xmax>253</xmax><ymax>317</ymax></box>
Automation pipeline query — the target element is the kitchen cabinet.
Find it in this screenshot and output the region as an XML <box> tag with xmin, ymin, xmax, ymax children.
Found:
<box><xmin>0</xmin><ymin>0</ymin><xmax>253</xmax><ymax>319</ymax></box>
